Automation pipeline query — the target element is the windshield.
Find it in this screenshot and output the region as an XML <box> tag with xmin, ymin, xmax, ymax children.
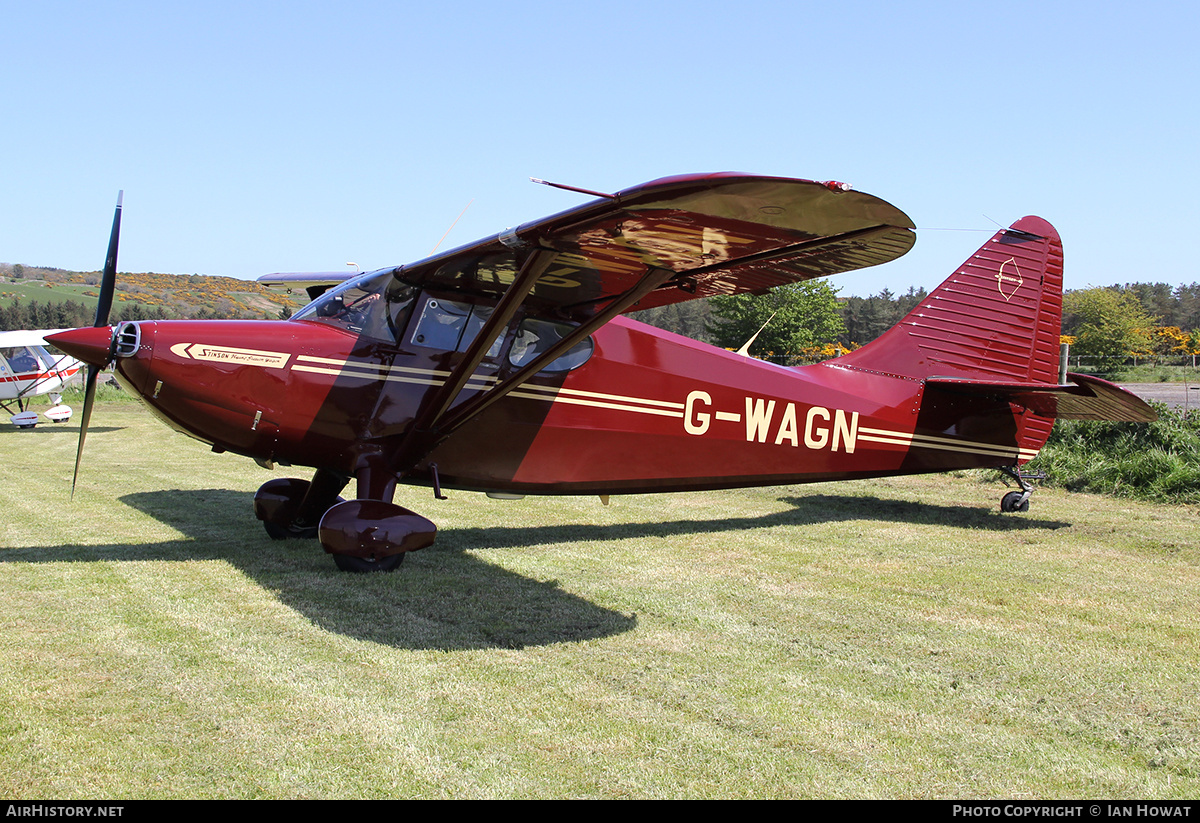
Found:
<box><xmin>293</xmin><ymin>270</ymin><xmax>416</xmax><ymax>342</ymax></box>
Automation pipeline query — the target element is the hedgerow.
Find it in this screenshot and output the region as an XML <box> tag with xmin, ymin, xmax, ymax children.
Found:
<box><xmin>1030</xmin><ymin>403</ymin><xmax>1200</xmax><ymax>504</ymax></box>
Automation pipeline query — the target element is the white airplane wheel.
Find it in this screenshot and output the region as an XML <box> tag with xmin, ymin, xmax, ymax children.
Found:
<box><xmin>10</xmin><ymin>411</ymin><xmax>39</xmax><ymax>429</ymax></box>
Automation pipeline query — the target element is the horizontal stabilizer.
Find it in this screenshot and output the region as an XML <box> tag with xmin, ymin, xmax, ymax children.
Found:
<box><xmin>926</xmin><ymin>373</ymin><xmax>1157</xmax><ymax>422</ymax></box>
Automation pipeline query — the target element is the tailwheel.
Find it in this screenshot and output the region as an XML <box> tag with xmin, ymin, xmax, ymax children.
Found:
<box><xmin>998</xmin><ymin>466</ymin><xmax>1042</xmax><ymax>513</ymax></box>
<box><xmin>332</xmin><ymin>553</ymin><xmax>406</xmax><ymax>573</ymax></box>
<box><xmin>1000</xmin><ymin>490</ymin><xmax>1030</xmax><ymax>513</ymax></box>
<box><xmin>319</xmin><ymin>499</ymin><xmax>436</xmax><ymax>573</ymax></box>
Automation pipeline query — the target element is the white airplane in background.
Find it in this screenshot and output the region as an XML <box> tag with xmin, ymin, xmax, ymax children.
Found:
<box><xmin>0</xmin><ymin>329</ymin><xmax>83</xmax><ymax>427</ymax></box>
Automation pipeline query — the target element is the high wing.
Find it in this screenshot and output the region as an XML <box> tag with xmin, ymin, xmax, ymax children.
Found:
<box><xmin>0</xmin><ymin>329</ymin><xmax>74</xmax><ymax>347</ymax></box>
<box><xmin>259</xmin><ymin>173</ymin><xmax>916</xmax><ymax>320</ymax></box>
<box><xmin>395</xmin><ymin>173</ymin><xmax>915</xmax><ymax>320</ymax></box>
<box><xmin>257</xmin><ymin>272</ymin><xmax>359</xmax><ymax>302</ymax></box>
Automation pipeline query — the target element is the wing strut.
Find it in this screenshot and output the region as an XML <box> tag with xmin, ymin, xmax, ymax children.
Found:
<box><xmin>392</xmin><ymin>265</ymin><xmax>676</xmax><ymax>474</ymax></box>
<box><xmin>391</xmin><ymin>248</ymin><xmax>556</xmax><ymax>469</ymax></box>
<box><xmin>437</xmin><ymin>267</ymin><xmax>675</xmax><ymax>435</ymax></box>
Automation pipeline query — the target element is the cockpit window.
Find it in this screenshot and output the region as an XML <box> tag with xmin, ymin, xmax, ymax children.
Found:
<box><xmin>293</xmin><ymin>270</ymin><xmax>416</xmax><ymax>342</ymax></box>
<box><xmin>0</xmin><ymin>346</ymin><xmax>41</xmax><ymax>374</ymax></box>
<box><xmin>508</xmin><ymin>318</ymin><xmax>593</xmax><ymax>372</ymax></box>
<box><xmin>410</xmin><ymin>298</ymin><xmax>504</xmax><ymax>358</ymax></box>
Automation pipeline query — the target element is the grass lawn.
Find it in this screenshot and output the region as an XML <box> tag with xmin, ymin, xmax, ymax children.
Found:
<box><xmin>1</xmin><ymin>403</ymin><xmax>1197</xmax><ymax>798</ymax></box>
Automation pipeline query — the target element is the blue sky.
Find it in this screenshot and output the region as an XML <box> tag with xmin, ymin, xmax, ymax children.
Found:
<box><xmin>3</xmin><ymin>0</ymin><xmax>1197</xmax><ymax>297</ymax></box>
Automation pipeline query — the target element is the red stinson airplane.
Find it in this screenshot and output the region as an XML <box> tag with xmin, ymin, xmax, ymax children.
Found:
<box><xmin>49</xmin><ymin>174</ymin><xmax>1154</xmax><ymax>572</ymax></box>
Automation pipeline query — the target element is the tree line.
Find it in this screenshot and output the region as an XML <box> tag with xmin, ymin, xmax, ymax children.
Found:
<box><xmin>1062</xmin><ymin>284</ymin><xmax>1200</xmax><ymax>362</ymax></box>
<box><xmin>0</xmin><ymin>299</ymin><xmax>256</xmax><ymax>331</ymax></box>
<box><xmin>635</xmin><ymin>281</ymin><xmax>1200</xmax><ymax>362</ymax></box>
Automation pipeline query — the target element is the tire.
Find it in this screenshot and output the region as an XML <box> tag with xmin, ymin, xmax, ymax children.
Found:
<box><xmin>1000</xmin><ymin>491</ymin><xmax>1030</xmax><ymax>513</ymax></box>
<box><xmin>332</xmin><ymin>553</ymin><xmax>406</xmax><ymax>573</ymax></box>
<box><xmin>262</xmin><ymin>520</ymin><xmax>319</xmax><ymax>540</ymax></box>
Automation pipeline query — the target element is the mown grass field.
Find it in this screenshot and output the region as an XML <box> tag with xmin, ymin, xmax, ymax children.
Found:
<box><xmin>1</xmin><ymin>403</ymin><xmax>1198</xmax><ymax>798</ymax></box>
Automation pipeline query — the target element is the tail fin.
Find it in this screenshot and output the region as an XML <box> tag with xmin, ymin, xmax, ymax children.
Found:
<box><xmin>836</xmin><ymin>216</ymin><xmax>1063</xmax><ymax>383</ymax></box>
<box><xmin>831</xmin><ymin>218</ymin><xmax>1154</xmax><ymax>464</ymax></box>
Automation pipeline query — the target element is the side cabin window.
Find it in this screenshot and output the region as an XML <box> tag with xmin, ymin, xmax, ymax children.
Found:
<box><xmin>0</xmin><ymin>346</ymin><xmax>41</xmax><ymax>375</ymax></box>
<box><xmin>410</xmin><ymin>298</ymin><xmax>503</xmax><ymax>358</ymax></box>
<box><xmin>408</xmin><ymin>295</ymin><xmax>594</xmax><ymax>374</ymax></box>
<box><xmin>293</xmin><ymin>270</ymin><xmax>416</xmax><ymax>342</ymax></box>
<box><xmin>508</xmin><ymin>318</ymin><xmax>593</xmax><ymax>373</ymax></box>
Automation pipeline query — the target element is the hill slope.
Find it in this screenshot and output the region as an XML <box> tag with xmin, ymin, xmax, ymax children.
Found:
<box><xmin>0</xmin><ymin>263</ymin><xmax>309</xmax><ymax>328</ymax></box>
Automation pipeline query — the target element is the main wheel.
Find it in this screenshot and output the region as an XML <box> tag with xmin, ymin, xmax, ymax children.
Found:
<box><xmin>262</xmin><ymin>520</ymin><xmax>319</xmax><ymax>540</ymax></box>
<box><xmin>332</xmin><ymin>553</ymin><xmax>406</xmax><ymax>573</ymax></box>
<box><xmin>1000</xmin><ymin>491</ymin><xmax>1030</xmax><ymax>513</ymax></box>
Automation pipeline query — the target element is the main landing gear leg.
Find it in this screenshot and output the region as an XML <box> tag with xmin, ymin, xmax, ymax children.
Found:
<box><xmin>318</xmin><ymin>465</ymin><xmax>436</xmax><ymax>573</ymax></box>
<box><xmin>998</xmin><ymin>465</ymin><xmax>1044</xmax><ymax>513</ymax></box>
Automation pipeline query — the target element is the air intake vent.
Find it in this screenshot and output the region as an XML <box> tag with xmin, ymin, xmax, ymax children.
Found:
<box><xmin>114</xmin><ymin>322</ymin><xmax>141</xmax><ymax>358</ymax></box>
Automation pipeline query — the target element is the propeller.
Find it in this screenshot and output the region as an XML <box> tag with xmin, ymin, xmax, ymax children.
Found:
<box><xmin>70</xmin><ymin>191</ymin><xmax>123</xmax><ymax>496</ymax></box>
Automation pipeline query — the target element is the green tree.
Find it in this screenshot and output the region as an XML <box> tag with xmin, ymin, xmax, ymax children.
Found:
<box><xmin>1062</xmin><ymin>287</ymin><xmax>1154</xmax><ymax>363</ymax></box>
<box><xmin>631</xmin><ymin>300</ymin><xmax>714</xmax><ymax>342</ymax></box>
<box><xmin>707</xmin><ymin>280</ymin><xmax>845</xmax><ymax>357</ymax></box>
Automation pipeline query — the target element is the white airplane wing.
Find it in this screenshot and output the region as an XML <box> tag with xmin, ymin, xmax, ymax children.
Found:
<box><xmin>0</xmin><ymin>329</ymin><xmax>75</xmax><ymax>347</ymax></box>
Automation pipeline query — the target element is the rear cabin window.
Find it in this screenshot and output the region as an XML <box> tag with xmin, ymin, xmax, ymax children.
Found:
<box><xmin>508</xmin><ymin>318</ymin><xmax>593</xmax><ymax>372</ymax></box>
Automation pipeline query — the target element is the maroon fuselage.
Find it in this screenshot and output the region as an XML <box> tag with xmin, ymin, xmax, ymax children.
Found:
<box><xmin>89</xmin><ymin>309</ymin><xmax>1045</xmax><ymax>496</ymax></box>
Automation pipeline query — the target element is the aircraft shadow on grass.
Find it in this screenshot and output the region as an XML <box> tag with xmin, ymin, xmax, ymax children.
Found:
<box><xmin>0</xmin><ymin>424</ymin><xmax>125</xmax><ymax>436</ymax></box>
<box><xmin>3</xmin><ymin>486</ymin><xmax>1069</xmax><ymax>650</ymax></box>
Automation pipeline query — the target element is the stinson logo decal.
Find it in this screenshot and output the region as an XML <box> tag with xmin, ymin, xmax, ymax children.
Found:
<box><xmin>169</xmin><ymin>343</ymin><xmax>291</xmax><ymax>369</ymax></box>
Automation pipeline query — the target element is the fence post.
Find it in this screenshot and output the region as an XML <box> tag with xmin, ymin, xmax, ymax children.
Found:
<box><xmin>1059</xmin><ymin>342</ymin><xmax>1069</xmax><ymax>383</ymax></box>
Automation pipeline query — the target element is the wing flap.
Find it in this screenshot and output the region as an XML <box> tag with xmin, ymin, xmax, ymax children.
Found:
<box><xmin>926</xmin><ymin>373</ymin><xmax>1158</xmax><ymax>422</ymax></box>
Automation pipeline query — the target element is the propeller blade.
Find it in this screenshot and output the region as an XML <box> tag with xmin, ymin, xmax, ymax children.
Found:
<box><xmin>71</xmin><ymin>366</ymin><xmax>100</xmax><ymax>498</ymax></box>
<box><xmin>94</xmin><ymin>191</ymin><xmax>122</xmax><ymax>328</ymax></box>
<box><xmin>71</xmin><ymin>191</ymin><xmax>123</xmax><ymax>497</ymax></box>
